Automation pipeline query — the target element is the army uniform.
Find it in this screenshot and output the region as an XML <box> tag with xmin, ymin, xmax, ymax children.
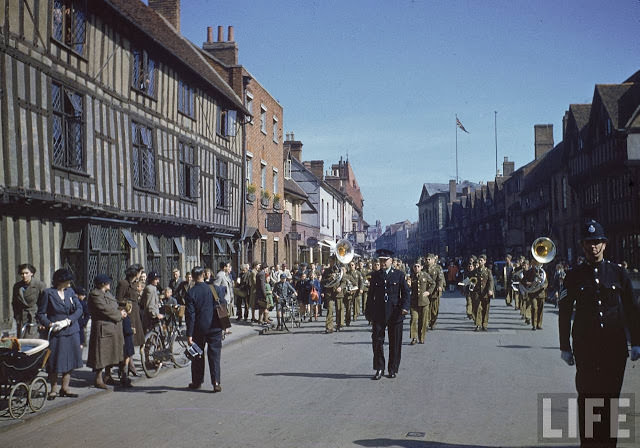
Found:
<box><xmin>323</xmin><ymin>272</ymin><xmax>347</xmax><ymax>332</ymax></box>
<box><xmin>360</xmin><ymin>264</ymin><xmax>372</xmax><ymax>312</ymax></box>
<box><xmin>409</xmin><ymin>267</ymin><xmax>435</xmax><ymax>344</ymax></box>
<box><xmin>510</xmin><ymin>262</ymin><xmax>523</xmax><ymax>310</ymax></box>
<box><xmin>427</xmin><ymin>261</ymin><xmax>445</xmax><ymax>329</ymax></box>
<box><xmin>349</xmin><ymin>266</ymin><xmax>364</xmax><ymax>320</ymax></box>
<box><xmin>504</xmin><ymin>258</ymin><xmax>514</xmax><ymax>306</ymax></box>
<box><xmin>343</xmin><ymin>268</ymin><xmax>358</xmax><ymax>326</ymax></box>
<box><xmin>522</xmin><ymin>264</ymin><xmax>547</xmax><ymax>330</ymax></box>
<box><xmin>463</xmin><ymin>265</ymin><xmax>475</xmax><ymax>320</ymax></box>
<box><xmin>474</xmin><ymin>264</ymin><xmax>494</xmax><ymax>330</ymax></box>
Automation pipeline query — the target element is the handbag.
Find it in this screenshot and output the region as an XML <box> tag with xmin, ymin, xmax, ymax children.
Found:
<box><xmin>310</xmin><ymin>286</ymin><xmax>319</xmax><ymax>302</ymax></box>
<box><xmin>209</xmin><ymin>285</ymin><xmax>231</xmax><ymax>330</ymax></box>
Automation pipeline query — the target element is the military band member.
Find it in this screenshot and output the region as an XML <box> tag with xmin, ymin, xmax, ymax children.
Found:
<box><xmin>559</xmin><ymin>220</ymin><xmax>640</xmax><ymax>447</ymax></box>
<box><xmin>365</xmin><ymin>248</ymin><xmax>410</xmax><ymax>380</ymax></box>
<box><xmin>522</xmin><ymin>258</ymin><xmax>547</xmax><ymax>330</ymax></box>
<box><xmin>409</xmin><ymin>259</ymin><xmax>436</xmax><ymax>344</ymax></box>
<box><xmin>322</xmin><ymin>266</ymin><xmax>348</xmax><ymax>333</ymax></box>
<box><xmin>359</xmin><ymin>260</ymin><xmax>371</xmax><ymax>314</ymax></box>
<box><xmin>474</xmin><ymin>254</ymin><xmax>494</xmax><ymax>331</ymax></box>
<box><xmin>463</xmin><ymin>257</ymin><xmax>476</xmax><ymax>320</ymax></box>
<box><xmin>518</xmin><ymin>258</ymin><xmax>532</xmax><ymax>324</ymax></box>
<box><xmin>510</xmin><ymin>257</ymin><xmax>524</xmax><ymax>310</ymax></box>
<box><xmin>504</xmin><ymin>254</ymin><xmax>514</xmax><ymax>307</ymax></box>
<box><xmin>345</xmin><ymin>261</ymin><xmax>363</xmax><ymax>324</ymax></box>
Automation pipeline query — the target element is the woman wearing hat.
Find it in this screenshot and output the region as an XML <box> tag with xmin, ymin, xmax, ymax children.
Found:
<box><xmin>87</xmin><ymin>274</ymin><xmax>128</xmax><ymax>389</ymax></box>
<box><xmin>37</xmin><ymin>268</ymin><xmax>84</xmax><ymax>400</ymax></box>
<box><xmin>141</xmin><ymin>271</ymin><xmax>163</xmax><ymax>333</ymax></box>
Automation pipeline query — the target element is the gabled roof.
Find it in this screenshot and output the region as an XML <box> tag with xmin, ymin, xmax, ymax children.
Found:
<box><xmin>104</xmin><ymin>0</ymin><xmax>248</xmax><ymax>114</ymax></box>
<box><xmin>284</xmin><ymin>178</ymin><xmax>308</xmax><ymax>200</ymax></box>
<box><xmin>595</xmin><ymin>84</ymin><xmax>633</xmax><ymax>129</ymax></box>
<box><xmin>569</xmin><ymin>104</ymin><xmax>591</xmax><ymax>130</ymax></box>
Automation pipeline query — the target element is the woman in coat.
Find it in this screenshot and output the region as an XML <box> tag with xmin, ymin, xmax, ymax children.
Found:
<box><xmin>115</xmin><ymin>264</ymin><xmax>145</xmax><ymax>378</ymax></box>
<box><xmin>37</xmin><ymin>268</ymin><xmax>84</xmax><ymax>400</ymax></box>
<box><xmin>141</xmin><ymin>271</ymin><xmax>164</xmax><ymax>333</ymax></box>
<box><xmin>87</xmin><ymin>274</ymin><xmax>127</xmax><ymax>389</ymax></box>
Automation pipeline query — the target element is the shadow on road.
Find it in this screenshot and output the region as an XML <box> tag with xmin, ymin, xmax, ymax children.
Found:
<box><xmin>498</xmin><ymin>345</ymin><xmax>559</xmax><ymax>350</ymax></box>
<box><xmin>256</xmin><ymin>372</ymin><xmax>371</xmax><ymax>379</ymax></box>
<box><xmin>353</xmin><ymin>438</ymin><xmax>576</xmax><ymax>448</ymax></box>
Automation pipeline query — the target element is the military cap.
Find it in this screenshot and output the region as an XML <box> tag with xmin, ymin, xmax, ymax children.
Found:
<box><xmin>581</xmin><ymin>219</ymin><xmax>607</xmax><ymax>242</ymax></box>
<box><xmin>425</xmin><ymin>253</ymin><xmax>436</xmax><ymax>259</ymax></box>
<box><xmin>479</xmin><ymin>254</ymin><xmax>487</xmax><ymax>260</ymax></box>
<box><xmin>375</xmin><ymin>248</ymin><xmax>394</xmax><ymax>258</ymax></box>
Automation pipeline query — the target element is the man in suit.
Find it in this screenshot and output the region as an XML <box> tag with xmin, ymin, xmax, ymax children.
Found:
<box><xmin>185</xmin><ymin>266</ymin><xmax>225</xmax><ymax>393</ymax></box>
<box><xmin>559</xmin><ymin>220</ymin><xmax>640</xmax><ymax>447</ymax></box>
<box><xmin>365</xmin><ymin>248</ymin><xmax>410</xmax><ymax>380</ymax></box>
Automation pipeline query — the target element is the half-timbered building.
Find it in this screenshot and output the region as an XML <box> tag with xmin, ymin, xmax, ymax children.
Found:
<box><xmin>0</xmin><ymin>0</ymin><xmax>248</xmax><ymax>331</ymax></box>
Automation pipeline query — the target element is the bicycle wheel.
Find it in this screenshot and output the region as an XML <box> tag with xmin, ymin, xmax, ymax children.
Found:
<box><xmin>293</xmin><ymin>306</ymin><xmax>302</xmax><ymax>328</ymax></box>
<box><xmin>28</xmin><ymin>377</ymin><xmax>47</xmax><ymax>412</ymax></box>
<box><xmin>141</xmin><ymin>331</ymin><xmax>162</xmax><ymax>378</ymax></box>
<box><xmin>170</xmin><ymin>330</ymin><xmax>191</xmax><ymax>368</ymax></box>
<box><xmin>9</xmin><ymin>382</ymin><xmax>29</xmax><ymax>419</ymax></box>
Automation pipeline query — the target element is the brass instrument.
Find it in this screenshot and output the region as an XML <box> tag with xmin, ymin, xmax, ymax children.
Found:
<box><xmin>320</xmin><ymin>238</ymin><xmax>355</xmax><ymax>288</ymax></box>
<box><xmin>458</xmin><ymin>276</ymin><xmax>477</xmax><ymax>292</ymax></box>
<box><xmin>521</xmin><ymin>237</ymin><xmax>556</xmax><ymax>294</ymax></box>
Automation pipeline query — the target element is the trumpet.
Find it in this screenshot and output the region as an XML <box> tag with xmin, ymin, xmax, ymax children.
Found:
<box><xmin>458</xmin><ymin>277</ymin><xmax>477</xmax><ymax>292</ymax></box>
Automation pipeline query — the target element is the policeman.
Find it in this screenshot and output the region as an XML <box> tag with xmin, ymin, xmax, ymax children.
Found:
<box><xmin>409</xmin><ymin>258</ymin><xmax>435</xmax><ymax>344</ymax></box>
<box><xmin>474</xmin><ymin>254</ymin><xmax>494</xmax><ymax>331</ymax></box>
<box><xmin>365</xmin><ymin>248</ymin><xmax>410</xmax><ymax>379</ymax></box>
<box><xmin>559</xmin><ymin>220</ymin><xmax>640</xmax><ymax>447</ymax></box>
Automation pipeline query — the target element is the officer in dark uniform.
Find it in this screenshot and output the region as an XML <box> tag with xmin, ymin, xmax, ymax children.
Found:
<box><xmin>559</xmin><ymin>220</ymin><xmax>640</xmax><ymax>447</ymax></box>
<box><xmin>365</xmin><ymin>248</ymin><xmax>410</xmax><ymax>380</ymax></box>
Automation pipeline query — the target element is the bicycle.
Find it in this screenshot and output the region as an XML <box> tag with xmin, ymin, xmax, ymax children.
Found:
<box><xmin>281</xmin><ymin>296</ymin><xmax>302</xmax><ymax>331</ymax></box>
<box><xmin>140</xmin><ymin>305</ymin><xmax>190</xmax><ymax>378</ymax></box>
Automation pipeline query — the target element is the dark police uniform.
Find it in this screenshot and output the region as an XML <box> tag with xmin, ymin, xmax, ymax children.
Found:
<box><xmin>365</xmin><ymin>265</ymin><xmax>410</xmax><ymax>376</ymax></box>
<box><xmin>559</xmin><ymin>221</ymin><xmax>640</xmax><ymax>447</ymax></box>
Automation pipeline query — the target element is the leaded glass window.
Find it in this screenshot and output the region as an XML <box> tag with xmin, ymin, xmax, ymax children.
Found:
<box><xmin>132</xmin><ymin>48</ymin><xmax>157</xmax><ymax>97</ymax></box>
<box><xmin>179</xmin><ymin>142</ymin><xmax>199</xmax><ymax>200</ymax></box>
<box><xmin>131</xmin><ymin>122</ymin><xmax>156</xmax><ymax>190</ymax></box>
<box><xmin>52</xmin><ymin>0</ymin><xmax>86</xmax><ymax>54</ymax></box>
<box><xmin>216</xmin><ymin>159</ymin><xmax>229</xmax><ymax>209</ymax></box>
<box><xmin>52</xmin><ymin>82</ymin><xmax>84</xmax><ymax>170</ymax></box>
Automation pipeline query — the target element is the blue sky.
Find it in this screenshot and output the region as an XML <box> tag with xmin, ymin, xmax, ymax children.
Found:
<box><xmin>177</xmin><ymin>0</ymin><xmax>640</xmax><ymax>229</ymax></box>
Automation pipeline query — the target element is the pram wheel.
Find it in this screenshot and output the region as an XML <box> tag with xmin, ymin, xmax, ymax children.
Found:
<box><xmin>9</xmin><ymin>382</ymin><xmax>29</xmax><ymax>419</ymax></box>
<box><xmin>28</xmin><ymin>377</ymin><xmax>48</xmax><ymax>411</ymax></box>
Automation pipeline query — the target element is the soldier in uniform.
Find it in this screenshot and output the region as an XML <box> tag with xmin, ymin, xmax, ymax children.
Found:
<box><xmin>504</xmin><ymin>254</ymin><xmax>514</xmax><ymax>306</ymax></box>
<box><xmin>510</xmin><ymin>257</ymin><xmax>523</xmax><ymax>311</ymax></box>
<box><xmin>474</xmin><ymin>254</ymin><xmax>494</xmax><ymax>331</ymax></box>
<box><xmin>365</xmin><ymin>248</ymin><xmax>410</xmax><ymax>379</ymax></box>
<box><xmin>559</xmin><ymin>220</ymin><xmax>640</xmax><ymax>447</ymax></box>
<box><xmin>519</xmin><ymin>258</ymin><xmax>532</xmax><ymax>324</ymax></box>
<box><xmin>343</xmin><ymin>263</ymin><xmax>358</xmax><ymax>326</ymax></box>
<box><xmin>409</xmin><ymin>258</ymin><xmax>435</xmax><ymax>344</ymax></box>
<box><xmin>359</xmin><ymin>260</ymin><xmax>371</xmax><ymax>315</ymax></box>
<box><xmin>462</xmin><ymin>257</ymin><xmax>476</xmax><ymax>320</ymax></box>
<box><xmin>522</xmin><ymin>258</ymin><xmax>547</xmax><ymax>330</ymax></box>
<box><xmin>321</xmin><ymin>265</ymin><xmax>348</xmax><ymax>333</ymax></box>
<box><xmin>348</xmin><ymin>261</ymin><xmax>364</xmax><ymax>321</ymax></box>
<box><xmin>424</xmin><ymin>254</ymin><xmax>444</xmax><ymax>329</ymax></box>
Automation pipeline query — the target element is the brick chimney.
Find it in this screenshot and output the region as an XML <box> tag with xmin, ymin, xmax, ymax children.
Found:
<box><xmin>534</xmin><ymin>124</ymin><xmax>554</xmax><ymax>160</ymax></box>
<box><xmin>202</xmin><ymin>25</ymin><xmax>239</xmax><ymax>66</ymax></box>
<box><xmin>304</xmin><ymin>160</ymin><xmax>324</xmax><ymax>180</ymax></box>
<box><xmin>449</xmin><ymin>179</ymin><xmax>457</xmax><ymax>203</ymax></box>
<box><xmin>283</xmin><ymin>132</ymin><xmax>303</xmax><ymax>161</ymax></box>
<box><xmin>502</xmin><ymin>156</ymin><xmax>515</xmax><ymax>176</ymax></box>
<box><xmin>148</xmin><ymin>0</ymin><xmax>180</xmax><ymax>32</ymax></box>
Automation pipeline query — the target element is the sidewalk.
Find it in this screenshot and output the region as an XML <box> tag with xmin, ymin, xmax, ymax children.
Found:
<box><xmin>0</xmin><ymin>315</ymin><xmax>269</xmax><ymax>431</ymax></box>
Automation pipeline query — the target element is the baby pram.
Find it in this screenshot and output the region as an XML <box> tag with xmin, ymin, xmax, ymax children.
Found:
<box><xmin>0</xmin><ymin>334</ymin><xmax>50</xmax><ymax>419</ymax></box>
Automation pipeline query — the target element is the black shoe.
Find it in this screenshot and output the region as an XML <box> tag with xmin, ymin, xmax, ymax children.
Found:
<box><xmin>388</xmin><ymin>371</ymin><xmax>397</xmax><ymax>379</ymax></box>
<box><xmin>474</xmin><ymin>326</ymin><xmax>479</xmax><ymax>332</ymax></box>
<box><xmin>59</xmin><ymin>389</ymin><xmax>79</xmax><ymax>398</ymax></box>
<box><xmin>372</xmin><ymin>370</ymin><xmax>383</xmax><ymax>380</ymax></box>
<box><xmin>188</xmin><ymin>382</ymin><xmax>202</xmax><ymax>390</ymax></box>
<box><xmin>532</xmin><ymin>327</ymin><xmax>536</xmax><ymax>331</ymax></box>
<box><xmin>213</xmin><ymin>384</ymin><xmax>222</xmax><ymax>393</ymax></box>
<box><xmin>410</xmin><ymin>339</ymin><xmax>417</xmax><ymax>345</ymax></box>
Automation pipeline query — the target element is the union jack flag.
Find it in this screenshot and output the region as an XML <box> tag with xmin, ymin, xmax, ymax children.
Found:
<box><xmin>456</xmin><ymin>117</ymin><xmax>469</xmax><ymax>133</ymax></box>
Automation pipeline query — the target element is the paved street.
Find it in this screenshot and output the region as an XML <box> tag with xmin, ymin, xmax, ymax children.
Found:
<box><xmin>2</xmin><ymin>292</ymin><xmax>639</xmax><ymax>448</ymax></box>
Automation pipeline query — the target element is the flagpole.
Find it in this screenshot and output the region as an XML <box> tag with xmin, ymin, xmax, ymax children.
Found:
<box><xmin>455</xmin><ymin>114</ymin><xmax>459</xmax><ymax>184</ymax></box>
<box><xmin>494</xmin><ymin>111</ymin><xmax>498</xmax><ymax>176</ymax></box>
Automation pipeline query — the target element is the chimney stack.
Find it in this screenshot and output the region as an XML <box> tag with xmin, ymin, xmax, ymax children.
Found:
<box><xmin>305</xmin><ymin>160</ymin><xmax>324</xmax><ymax>180</ymax></box>
<box><xmin>502</xmin><ymin>156</ymin><xmax>515</xmax><ymax>177</ymax></box>
<box><xmin>534</xmin><ymin>124</ymin><xmax>554</xmax><ymax>160</ymax></box>
<box><xmin>148</xmin><ymin>0</ymin><xmax>181</xmax><ymax>33</ymax></box>
<box><xmin>206</xmin><ymin>26</ymin><xmax>213</xmax><ymax>43</ymax></box>
<box><xmin>449</xmin><ymin>179</ymin><xmax>457</xmax><ymax>203</ymax></box>
<box><xmin>283</xmin><ymin>133</ymin><xmax>303</xmax><ymax>161</ymax></box>
<box><xmin>203</xmin><ymin>25</ymin><xmax>239</xmax><ymax>66</ymax></box>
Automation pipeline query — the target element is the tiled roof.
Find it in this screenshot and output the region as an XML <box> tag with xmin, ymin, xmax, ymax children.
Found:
<box><xmin>595</xmin><ymin>84</ymin><xmax>632</xmax><ymax>128</ymax></box>
<box><xmin>103</xmin><ymin>0</ymin><xmax>248</xmax><ymax>114</ymax></box>
<box><xmin>284</xmin><ymin>177</ymin><xmax>307</xmax><ymax>199</ymax></box>
<box><xmin>569</xmin><ymin>104</ymin><xmax>591</xmax><ymax>130</ymax></box>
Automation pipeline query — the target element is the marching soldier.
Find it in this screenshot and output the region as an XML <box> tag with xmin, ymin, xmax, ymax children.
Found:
<box><xmin>504</xmin><ymin>254</ymin><xmax>514</xmax><ymax>307</ymax></box>
<box><xmin>409</xmin><ymin>258</ymin><xmax>435</xmax><ymax>344</ymax></box>
<box><xmin>522</xmin><ymin>258</ymin><xmax>547</xmax><ymax>330</ymax></box>
<box><xmin>559</xmin><ymin>220</ymin><xmax>640</xmax><ymax>447</ymax></box>
<box><xmin>462</xmin><ymin>257</ymin><xmax>476</xmax><ymax>320</ymax></box>
<box><xmin>347</xmin><ymin>260</ymin><xmax>364</xmax><ymax>322</ymax></box>
<box><xmin>519</xmin><ymin>258</ymin><xmax>532</xmax><ymax>324</ymax></box>
<box><xmin>510</xmin><ymin>257</ymin><xmax>524</xmax><ymax>311</ymax></box>
<box><xmin>424</xmin><ymin>254</ymin><xmax>442</xmax><ymax>329</ymax></box>
<box><xmin>322</xmin><ymin>266</ymin><xmax>348</xmax><ymax>333</ymax></box>
<box><xmin>365</xmin><ymin>248</ymin><xmax>410</xmax><ymax>380</ymax></box>
<box><xmin>474</xmin><ymin>254</ymin><xmax>494</xmax><ymax>331</ymax></box>
<box><xmin>359</xmin><ymin>260</ymin><xmax>371</xmax><ymax>315</ymax></box>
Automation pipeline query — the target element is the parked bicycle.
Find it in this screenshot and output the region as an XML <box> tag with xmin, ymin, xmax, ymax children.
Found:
<box><xmin>141</xmin><ymin>305</ymin><xmax>190</xmax><ymax>378</ymax></box>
